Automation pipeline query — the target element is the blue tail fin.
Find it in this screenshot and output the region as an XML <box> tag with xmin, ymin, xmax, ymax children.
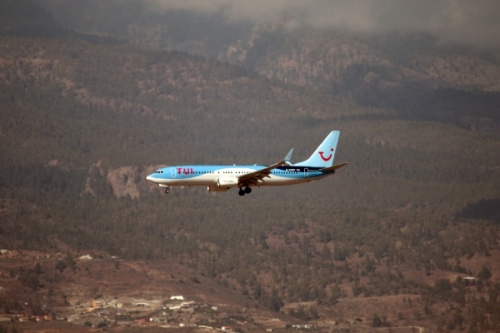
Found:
<box><xmin>294</xmin><ymin>131</ymin><xmax>340</xmax><ymax>168</ymax></box>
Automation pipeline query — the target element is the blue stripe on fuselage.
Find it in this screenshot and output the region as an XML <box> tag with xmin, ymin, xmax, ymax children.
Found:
<box><xmin>149</xmin><ymin>165</ymin><xmax>325</xmax><ymax>181</ymax></box>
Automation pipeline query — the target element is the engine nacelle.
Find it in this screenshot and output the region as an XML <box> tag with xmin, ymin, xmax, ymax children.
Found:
<box><xmin>207</xmin><ymin>185</ymin><xmax>230</xmax><ymax>192</ymax></box>
<box><xmin>217</xmin><ymin>177</ymin><xmax>239</xmax><ymax>187</ymax></box>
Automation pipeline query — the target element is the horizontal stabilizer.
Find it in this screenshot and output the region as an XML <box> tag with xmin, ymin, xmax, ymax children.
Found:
<box><xmin>321</xmin><ymin>162</ymin><xmax>349</xmax><ymax>173</ymax></box>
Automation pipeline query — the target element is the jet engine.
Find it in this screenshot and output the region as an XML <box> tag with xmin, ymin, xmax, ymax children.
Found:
<box><xmin>217</xmin><ymin>177</ymin><xmax>239</xmax><ymax>187</ymax></box>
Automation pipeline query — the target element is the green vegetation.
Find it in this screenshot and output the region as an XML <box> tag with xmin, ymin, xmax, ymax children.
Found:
<box><xmin>0</xmin><ymin>4</ymin><xmax>499</xmax><ymax>331</ymax></box>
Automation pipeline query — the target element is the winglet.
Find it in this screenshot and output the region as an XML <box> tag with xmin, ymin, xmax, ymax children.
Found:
<box><xmin>321</xmin><ymin>162</ymin><xmax>349</xmax><ymax>173</ymax></box>
<box><xmin>284</xmin><ymin>148</ymin><xmax>294</xmax><ymax>165</ymax></box>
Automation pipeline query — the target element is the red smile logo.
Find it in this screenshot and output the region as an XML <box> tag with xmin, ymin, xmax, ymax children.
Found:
<box><xmin>319</xmin><ymin>148</ymin><xmax>334</xmax><ymax>161</ymax></box>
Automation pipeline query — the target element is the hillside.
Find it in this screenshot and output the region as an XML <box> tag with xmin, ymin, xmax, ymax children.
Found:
<box><xmin>42</xmin><ymin>1</ymin><xmax>500</xmax><ymax>131</ymax></box>
<box><xmin>1</xmin><ymin>2</ymin><xmax>500</xmax><ymax>333</ymax></box>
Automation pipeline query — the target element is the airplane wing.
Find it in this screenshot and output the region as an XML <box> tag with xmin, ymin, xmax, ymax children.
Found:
<box><xmin>238</xmin><ymin>160</ymin><xmax>287</xmax><ymax>185</ymax></box>
<box><xmin>320</xmin><ymin>162</ymin><xmax>349</xmax><ymax>173</ymax></box>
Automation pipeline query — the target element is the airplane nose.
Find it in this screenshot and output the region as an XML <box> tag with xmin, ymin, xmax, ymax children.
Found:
<box><xmin>146</xmin><ymin>174</ymin><xmax>155</xmax><ymax>181</ymax></box>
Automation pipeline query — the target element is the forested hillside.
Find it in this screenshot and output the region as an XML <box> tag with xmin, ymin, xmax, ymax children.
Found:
<box><xmin>42</xmin><ymin>0</ymin><xmax>500</xmax><ymax>132</ymax></box>
<box><xmin>1</xmin><ymin>2</ymin><xmax>500</xmax><ymax>332</ymax></box>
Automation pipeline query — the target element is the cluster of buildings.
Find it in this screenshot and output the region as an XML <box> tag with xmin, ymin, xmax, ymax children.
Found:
<box><xmin>64</xmin><ymin>294</ymin><xmax>224</xmax><ymax>328</ymax></box>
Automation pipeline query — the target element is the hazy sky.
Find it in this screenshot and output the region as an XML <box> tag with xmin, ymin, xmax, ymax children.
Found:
<box><xmin>149</xmin><ymin>0</ymin><xmax>500</xmax><ymax>48</ymax></box>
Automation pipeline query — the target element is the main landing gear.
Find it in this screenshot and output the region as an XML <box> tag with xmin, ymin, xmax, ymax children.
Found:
<box><xmin>238</xmin><ymin>186</ymin><xmax>252</xmax><ymax>196</ymax></box>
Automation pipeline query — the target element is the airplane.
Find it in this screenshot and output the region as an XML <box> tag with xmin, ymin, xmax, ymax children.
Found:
<box><xmin>146</xmin><ymin>131</ymin><xmax>348</xmax><ymax>196</ymax></box>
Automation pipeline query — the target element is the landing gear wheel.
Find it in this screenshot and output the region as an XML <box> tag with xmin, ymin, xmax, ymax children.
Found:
<box><xmin>238</xmin><ymin>189</ymin><xmax>245</xmax><ymax>196</ymax></box>
<box><xmin>245</xmin><ymin>186</ymin><xmax>252</xmax><ymax>194</ymax></box>
<box><xmin>164</xmin><ymin>187</ymin><xmax>170</xmax><ymax>194</ymax></box>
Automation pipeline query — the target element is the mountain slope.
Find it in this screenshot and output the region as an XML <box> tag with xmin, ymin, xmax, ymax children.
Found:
<box><xmin>41</xmin><ymin>1</ymin><xmax>500</xmax><ymax>132</ymax></box>
<box><xmin>1</xmin><ymin>4</ymin><xmax>500</xmax><ymax>331</ymax></box>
